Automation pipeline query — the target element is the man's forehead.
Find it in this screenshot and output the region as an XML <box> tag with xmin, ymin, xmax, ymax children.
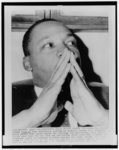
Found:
<box><xmin>34</xmin><ymin>21</ymin><xmax>68</xmax><ymax>29</ymax></box>
<box><xmin>32</xmin><ymin>21</ymin><xmax>71</xmax><ymax>37</ymax></box>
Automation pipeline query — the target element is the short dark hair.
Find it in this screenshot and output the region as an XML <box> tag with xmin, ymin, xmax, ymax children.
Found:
<box><xmin>22</xmin><ymin>18</ymin><xmax>65</xmax><ymax>56</ymax></box>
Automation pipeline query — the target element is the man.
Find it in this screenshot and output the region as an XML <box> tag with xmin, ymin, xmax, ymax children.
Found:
<box><xmin>12</xmin><ymin>19</ymin><xmax>108</xmax><ymax>128</ymax></box>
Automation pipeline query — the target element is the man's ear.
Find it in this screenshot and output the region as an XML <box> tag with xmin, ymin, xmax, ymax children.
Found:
<box><xmin>23</xmin><ymin>56</ymin><xmax>32</xmax><ymax>71</ymax></box>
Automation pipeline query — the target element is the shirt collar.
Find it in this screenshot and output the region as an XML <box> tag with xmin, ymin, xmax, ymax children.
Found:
<box><xmin>34</xmin><ymin>86</ymin><xmax>43</xmax><ymax>97</ymax></box>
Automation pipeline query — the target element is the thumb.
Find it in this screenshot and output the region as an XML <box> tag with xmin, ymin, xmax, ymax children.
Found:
<box><xmin>64</xmin><ymin>101</ymin><xmax>73</xmax><ymax>114</ymax></box>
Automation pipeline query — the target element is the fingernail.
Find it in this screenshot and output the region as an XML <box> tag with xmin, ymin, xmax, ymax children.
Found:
<box><xmin>71</xmin><ymin>53</ymin><xmax>73</xmax><ymax>61</ymax></box>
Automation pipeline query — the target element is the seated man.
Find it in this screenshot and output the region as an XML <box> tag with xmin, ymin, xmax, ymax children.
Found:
<box><xmin>12</xmin><ymin>19</ymin><xmax>109</xmax><ymax>128</ymax></box>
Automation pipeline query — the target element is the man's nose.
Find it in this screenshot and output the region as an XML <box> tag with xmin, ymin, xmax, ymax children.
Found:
<box><xmin>57</xmin><ymin>49</ymin><xmax>64</xmax><ymax>57</ymax></box>
<box><xmin>57</xmin><ymin>44</ymin><xmax>78</xmax><ymax>58</ymax></box>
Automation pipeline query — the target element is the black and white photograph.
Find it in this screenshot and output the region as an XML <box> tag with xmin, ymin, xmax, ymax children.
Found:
<box><xmin>2</xmin><ymin>2</ymin><xmax>117</xmax><ymax>148</ymax></box>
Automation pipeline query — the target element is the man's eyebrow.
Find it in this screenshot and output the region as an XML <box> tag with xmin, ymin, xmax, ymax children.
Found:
<box><xmin>67</xmin><ymin>32</ymin><xmax>73</xmax><ymax>36</ymax></box>
<box><xmin>37</xmin><ymin>36</ymin><xmax>49</xmax><ymax>43</ymax></box>
<box><xmin>37</xmin><ymin>33</ymin><xmax>74</xmax><ymax>44</ymax></box>
<box><xmin>66</xmin><ymin>33</ymin><xmax>74</xmax><ymax>37</ymax></box>
<box><xmin>66</xmin><ymin>33</ymin><xmax>76</xmax><ymax>40</ymax></box>
<box><xmin>36</xmin><ymin>36</ymin><xmax>50</xmax><ymax>46</ymax></box>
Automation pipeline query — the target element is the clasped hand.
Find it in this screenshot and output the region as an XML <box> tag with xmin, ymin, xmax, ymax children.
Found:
<box><xmin>13</xmin><ymin>49</ymin><xmax>108</xmax><ymax>128</ymax></box>
<box><xmin>29</xmin><ymin>50</ymin><xmax>108</xmax><ymax>127</ymax></box>
<box><xmin>65</xmin><ymin>52</ymin><xmax>108</xmax><ymax>126</ymax></box>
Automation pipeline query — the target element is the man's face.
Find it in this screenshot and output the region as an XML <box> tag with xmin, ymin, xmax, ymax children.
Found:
<box><xmin>27</xmin><ymin>21</ymin><xmax>80</xmax><ymax>87</ymax></box>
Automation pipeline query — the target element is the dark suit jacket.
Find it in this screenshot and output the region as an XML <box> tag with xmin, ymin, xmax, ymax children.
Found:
<box><xmin>12</xmin><ymin>79</ymin><xmax>109</xmax><ymax>127</ymax></box>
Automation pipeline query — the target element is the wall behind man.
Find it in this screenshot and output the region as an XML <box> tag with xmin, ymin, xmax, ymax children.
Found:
<box><xmin>12</xmin><ymin>31</ymin><xmax>109</xmax><ymax>85</ymax></box>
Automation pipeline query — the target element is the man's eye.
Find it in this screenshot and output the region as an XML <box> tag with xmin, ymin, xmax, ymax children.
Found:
<box><xmin>67</xmin><ymin>41</ymin><xmax>76</xmax><ymax>46</ymax></box>
<box><xmin>44</xmin><ymin>43</ymin><xmax>53</xmax><ymax>48</ymax></box>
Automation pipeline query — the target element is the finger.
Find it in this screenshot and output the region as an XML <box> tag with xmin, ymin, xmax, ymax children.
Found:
<box><xmin>70</xmin><ymin>53</ymin><xmax>88</xmax><ymax>87</ymax></box>
<box><xmin>49</xmin><ymin>49</ymin><xmax>68</xmax><ymax>81</ymax></box>
<box><xmin>70</xmin><ymin>64</ymin><xmax>87</xmax><ymax>90</ymax></box>
<box><xmin>56</xmin><ymin>63</ymin><xmax>70</xmax><ymax>87</ymax></box>
<box><xmin>70</xmin><ymin>65</ymin><xmax>80</xmax><ymax>81</ymax></box>
<box><xmin>55</xmin><ymin>48</ymin><xmax>68</xmax><ymax>70</ymax></box>
<box><xmin>64</xmin><ymin>101</ymin><xmax>73</xmax><ymax>114</ymax></box>
<box><xmin>65</xmin><ymin>101</ymin><xmax>79</xmax><ymax>127</ymax></box>
<box><xmin>49</xmin><ymin>64</ymin><xmax>70</xmax><ymax>100</ymax></box>
<box><xmin>52</xmin><ymin>50</ymin><xmax>70</xmax><ymax>82</ymax></box>
<box><xmin>70</xmin><ymin>52</ymin><xmax>83</xmax><ymax>78</ymax></box>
